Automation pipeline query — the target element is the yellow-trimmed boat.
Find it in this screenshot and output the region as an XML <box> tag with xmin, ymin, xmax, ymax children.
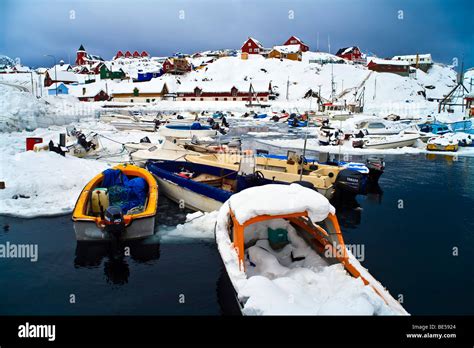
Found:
<box><xmin>72</xmin><ymin>164</ymin><xmax>158</xmax><ymax>242</ymax></box>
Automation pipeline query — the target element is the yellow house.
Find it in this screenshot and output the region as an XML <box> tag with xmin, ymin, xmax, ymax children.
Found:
<box><xmin>268</xmin><ymin>44</ymin><xmax>302</xmax><ymax>61</ymax></box>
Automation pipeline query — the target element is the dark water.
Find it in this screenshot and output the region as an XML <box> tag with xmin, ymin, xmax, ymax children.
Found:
<box><xmin>0</xmin><ymin>153</ymin><xmax>473</xmax><ymax>315</ymax></box>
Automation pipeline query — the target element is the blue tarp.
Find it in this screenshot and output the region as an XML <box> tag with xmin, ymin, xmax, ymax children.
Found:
<box><xmin>101</xmin><ymin>169</ymin><xmax>147</xmax><ymax>214</ymax></box>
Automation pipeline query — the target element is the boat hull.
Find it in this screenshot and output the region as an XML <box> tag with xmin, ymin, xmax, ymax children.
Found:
<box><xmin>159</xmin><ymin>127</ymin><xmax>217</xmax><ymax>138</ymax></box>
<box><xmin>156</xmin><ymin>177</ymin><xmax>223</xmax><ymax>212</ymax></box>
<box><xmin>74</xmin><ymin>216</ymin><xmax>156</xmax><ymax>242</ymax></box>
<box><xmin>364</xmin><ymin>137</ymin><xmax>418</xmax><ymax>149</ymax></box>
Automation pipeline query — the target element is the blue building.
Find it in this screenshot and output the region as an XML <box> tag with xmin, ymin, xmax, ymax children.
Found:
<box><xmin>48</xmin><ymin>83</ymin><xmax>69</xmax><ymax>95</ymax></box>
<box><xmin>136</xmin><ymin>70</ymin><xmax>163</xmax><ymax>82</ymax></box>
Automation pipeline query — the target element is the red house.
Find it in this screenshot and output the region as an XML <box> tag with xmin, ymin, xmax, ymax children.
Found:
<box><xmin>115</xmin><ymin>51</ymin><xmax>124</xmax><ymax>59</ymax></box>
<box><xmin>124</xmin><ymin>51</ymin><xmax>132</xmax><ymax>58</ymax></box>
<box><xmin>133</xmin><ymin>51</ymin><xmax>140</xmax><ymax>58</ymax></box>
<box><xmin>336</xmin><ymin>46</ymin><xmax>362</xmax><ymax>61</ymax></box>
<box><xmin>241</xmin><ymin>37</ymin><xmax>264</xmax><ymax>54</ymax></box>
<box><xmin>284</xmin><ymin>36</ymin><xmax>309</xmax><ymax>52</ymax></box>
<box><xmin>141</xmin><ymin>51</ymin><xmax>149</xmax><ymax>58</ymax></box>
<box><xmin>367</xmin><ymin>58</ymin><xmax>410</xmax><ymax>76</ymax></box>
<box><xmin>162</xmin><ymin>58</ymin><xmax>191</xmax><ymax>74</ymax></box>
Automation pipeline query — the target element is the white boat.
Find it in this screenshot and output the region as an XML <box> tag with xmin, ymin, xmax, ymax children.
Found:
<box><xmin>110</xmin><ymin>121</ymin><xmax>156</xmax><ymax>132</ymax></box>
<box><xmin>363</xmin><ymin>133</ymin><xmax>420</xmax><ymax>149</ymax></box>
<box><xmin>356</xmin><ymin>120</ymin><xmax>410</xmax><ymax>135</ymax></box>
<box><xmin>215</xmin><ymin>184</ymin><xmax>409</xmax><ymax>315</ymax></box>
<box><xmin>158</xmin><ymin>122</ymin><xmax>217</xmax><ymax>138</ymax></box>
<box><xmin>127</xmin><ymin>138</ymin><xmax>200</xmax><ymax>167</ymax></box>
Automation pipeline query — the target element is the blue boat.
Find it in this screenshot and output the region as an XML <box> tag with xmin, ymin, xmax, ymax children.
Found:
<box><xmin>288</xmin><ymin>119</ymin><xmax>308</xmax><ymax>127</ymax></box>
<box><xmin>449</xmin><ymin>120</ymin><xmax>474</xmax><ymax>134</ymax></box>
<box><xmin>253</xmin><ymin>113</ymin><xmax>267</xmax><ymax>119</ymax></box>
<box><xmin>418</xmin><ymin>123</ymin><xmax>451</xmax><ymax>135</ymax></box>
<box><xmin>146</xmin><ymin>160</ymin><xmax>274</xmax><ymax>212</ymax></box>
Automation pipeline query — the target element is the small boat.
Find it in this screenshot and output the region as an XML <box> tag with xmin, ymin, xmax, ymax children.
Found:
<box><xmin>362</xmin><ymin>133</ymin><xmax>420</xmax><ymax>149</ymax></box>
<box><xmin>72</xmin><ymin>164</ymin><xmax>158</xmax><ymax>242</ymax></box>
<box><xmin>356</xmin><ymin>120</ymin><xmax>410</xmax><ymax>135</ymax></box>
<box><xmin>159</xmin><ymin>122</ymin><xmax>217</xmax><ymax>138</ymax></box>
<box><xmin>111</xmin><ymin>121</ymin><xmax>156</xmax><ymax>132</ymax></box>
<box><xmin>427</xmin><ymin>135</ymin><xmax>459</xmax><ymax>152</ymax></box>
<box><xmin>185</xmin><ymin>151</ymin><xmax>368</xmax><ymax>199</ymax></box>
<box><xmin>449</xmin><ymin>120</ymin><xmax>474</xmax><ymax>135</ymax></box>
<box><xmin>146</xmin><ymin>160</ymin><xmax>272</xmax><ymax>212</ymax></box>
<box><xmin>126</xmin><ymin>138</ymin><xmax>200</xmax><ymax>167</ymax></box>
<box><xmin>215</xmin><ymin>184</ymin><xmax>408</xmax><ymax>315</ymax></box>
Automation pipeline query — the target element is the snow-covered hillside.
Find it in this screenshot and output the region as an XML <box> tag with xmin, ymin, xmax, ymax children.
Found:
<box><xmin>0</xmin><ymin>50</ymin><xmax>471</xmax><ymax>132</ymax></box>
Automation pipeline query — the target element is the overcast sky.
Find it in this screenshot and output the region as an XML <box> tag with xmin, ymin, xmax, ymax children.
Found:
<box><xmin>1</xmin><ymin>0</ymin><xmax>473</xmax><ymax>68</ymax></box>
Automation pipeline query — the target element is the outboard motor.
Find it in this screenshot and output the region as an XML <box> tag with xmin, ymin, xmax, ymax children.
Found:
<box><xmin>140</xmin><ymin>136</ymin><xmax>151</xmax><ymax>143</ymax></box>
<box><xmin>335</xmin><ymin>169</ymin><xmax>367</xmax><ymax>196</ymax></box>
<box><xmin>104</xmin><ymin>206</ymin><xmax>126</xmax><ymax>241</ymax></box>
<box><xmin>366</xmin><ymin>157</ymin><xmax>385</xmax><ymax>183</ymax></box>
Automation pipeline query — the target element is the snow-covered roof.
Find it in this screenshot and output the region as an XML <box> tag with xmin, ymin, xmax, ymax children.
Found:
<box><xmin>109</xmin><ymin>80</ymin><xmax>168</xmax><ymax>95</ymax></box>
<box><xmin>176</xmin><ymin>80</ymin><xmax>270</xmax><ymax>93</ymax></box>
<box><xmin>367</xmin><ymin>57</ymin><xmax>409</xmax><ymax>66</ymax></box>
<box><xmin>392</xmin><ymin>54</ymin><xmax>432</xmax><ymax>61</ymax></box>
<box><xmin>336</xmin><ymin>46</ymin><xmax>359</xmax><ymax>56</ymax></box>
<box><xmin>46</xmin><ymin>68</ymin><xmax>77</xmax><ymax>82</ymax></box>
<box><xmin>271</xmin><ymin>45</ymin><xmax>301</xmax><ymax>54</ymax></box>
<box><xmin>244</xmin><ymin>37</ymin><xmax>263</xmax><ymax>48</ymax></box>
<box><xmin>226</xmin><ymin>183</ymin><xmax>335</xmax><ymax>225</ymax></box>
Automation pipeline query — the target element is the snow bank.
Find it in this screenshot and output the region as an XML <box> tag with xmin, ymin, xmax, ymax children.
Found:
<box><xmin>227</xmin><ymin>184</ymin><xmax>335</xmax><ymax>225</ymax></box>
<box><xmin>0</xmin><ymin>84</ymin><xmax>99</xmax><ymax>132</ymax></box>
<box><xmin>215</xmin><ymin>201</ymin><xmax>405</xmax><ymax>315</ymax></box>
<box><xmin>0</xmin><ymin>151</ymin><xmax>109</xmax><ymax>218</ymax></box>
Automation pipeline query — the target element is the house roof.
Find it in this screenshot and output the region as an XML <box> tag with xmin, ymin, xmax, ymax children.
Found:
<box><xmin>244</xmin><ymin>37</ymin><xmax>263</xmax><ymax>48</ymax></box>
<box><xmin>336</xmin><ymin>46</ymin><xmax>359</xmax><ymax>56</ymax></box>
<box><xmin>287</xmin><ymin>36</ymin><xmax>306</xmax><ymax>44</ymax></box>
<box><xmin>392</xmin><ymin>54</ymin><xmax>432</xmax><ymax>61</ymax></box>
<box><xmin>176</xmin><ymin>80</ymin><xmax>270</xmax><ymax>94</ymax></box>
<box><xmin>78</xmin><ymin>44</ymin><xmax>86</xmax><ymax>52</ymax></box>
<box><xmin>367</xmin><ymin>57</ymin><xmax>409</xmax><ymax>66</ymax></box>
<box><xmin>271</xmin><ymin>44</ymin><xmax>301</xmax><ymax>54</ymax></box>
<box><xmin>109</xmin><ymin>81</ymin><xmax>168</xmax><ymax>95</ymax></box>
<box><xmin>47</xmin><ymin>82</ymin><xmax>68</xmax><ymax>91</ymax></box>
<box><xmin>46</xmin><ymin>68</ymin><xmax>77</xmax><ymax>82</ymax></box>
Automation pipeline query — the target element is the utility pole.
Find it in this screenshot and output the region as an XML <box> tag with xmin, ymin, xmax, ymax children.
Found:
<box><xmin>299</xmin><ymin>96</ymin><xmax>312</xmax><ymax>182</ymax></box>
<box><xmin>373</xmin><ymin>77</ymin><xmax>377</xmax><ymax>100</ymax></box>
<box><xmin>327</xmin><ymin>35</ymin><xmax>331</xmax><ymax>54</ymax></box>
<box><xmin>286</xmin><ymin>76</ymin><xmax>290</xmax><ymax>100</ymax></box>
<box><xmin>317</xmin><ymin>32</ymin><xmax>320</xmax><ymax>52</ymax></box>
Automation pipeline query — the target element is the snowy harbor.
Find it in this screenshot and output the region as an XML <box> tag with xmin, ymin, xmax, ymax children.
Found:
<box><xmin>1</xmin><ymin>27</ymin><xmax>473</xmax><ymax>318</ymax></box>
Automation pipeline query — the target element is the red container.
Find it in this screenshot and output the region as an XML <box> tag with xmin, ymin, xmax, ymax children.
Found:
<box><xmin>26</xmin><ymin>137</ymin><xmax>43</xmax><ymax>151</ymax></box>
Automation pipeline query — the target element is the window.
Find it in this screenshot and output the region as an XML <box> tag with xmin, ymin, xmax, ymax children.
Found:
<box><xmin>191</xmin><ymin>98</ymin><xmax>195</xmax><ymax>101</ymax></box>
<box><xmin>233</xmin><ymin>98</ymin><xmax>237</xmax><ymax>101</ymax></box>
<box><xmin>215</xmin><ymin>98</ymin><xmax>219</xmax><ymax>101</ymax></box>
<box><xmin>248</xmin><ymin>43</ymin><xmax>251</xmax><ymax>47</ymax></box>
<box><xmin>183</xmin><ymin>98</ymin><xmax>186</xmax><ymax>101</ymax></box>
<box><xmin>224</xmin><ymin>98</ymin><xmax>227</xmax><ymax>101</ymax></box>
<box><xmin>200</xmin><ymin>98</ymin><xmax>203</xmax><ymax>101</ymax></box>
<box><xmin>368</xmin><ymin>123</ymin><xmax>385</xmax><ymax>129</ymax></box>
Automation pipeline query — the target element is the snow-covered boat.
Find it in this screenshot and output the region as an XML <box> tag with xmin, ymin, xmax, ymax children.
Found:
<box><xmin>362</xmin><ymin>133</ymin><xmax>420</xmax><ymax>149</ymax></box>
<box><xmin>145</xmin><ymin>160</ymin><xmax>272</xmax><ymax>212</ymax></box>
<box><xmin>127</xmin><ymin>139</ymin><xmax>200</xmax><ymax>167</ymax></box>
<box><xmin>72</xmin><ymin>164</ymin><xmax>158</xmax><ymax>242</ymax></box>
<box><xmin>426</xmin><ymin>135</ymin><xmax>459</xmax><ymax>152</ymax></box>
<box><xmin>215</xmin><ymin>184</ymin><xmax>409</xmax><ymax>315</ymax></box>
<box><xmin>159</xmin><ymin>122</ymin><xmax>217</xmax><ymax>138</ymax></box>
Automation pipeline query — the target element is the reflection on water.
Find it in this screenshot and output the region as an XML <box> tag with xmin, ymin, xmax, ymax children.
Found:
<box><xmin>74</xmin><ymin>240</ymin><xmax>161</xmax><ymax>285</ymax></box>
